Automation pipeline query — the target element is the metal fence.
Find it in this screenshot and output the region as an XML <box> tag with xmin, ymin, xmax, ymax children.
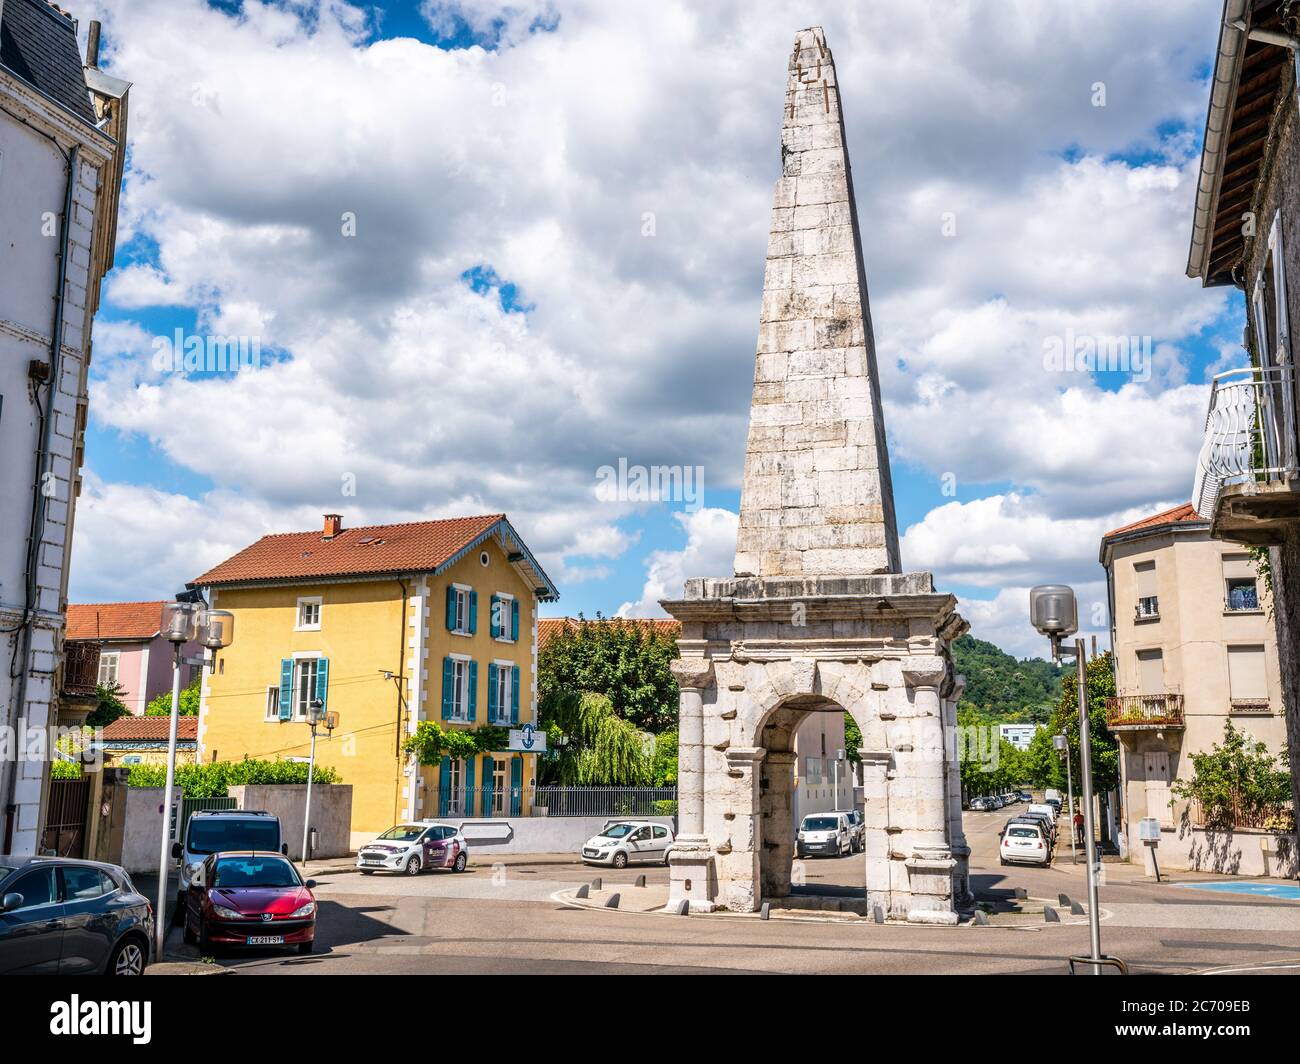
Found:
<box><xmin>532</xmin><ymin>786</ymin><xmax>677</xmax><ymax>817</ymax></box>
<box><xmin>1188</xmin><ymin>796</ymin><xmax>1294</xmax><ymax>832</ymax></box>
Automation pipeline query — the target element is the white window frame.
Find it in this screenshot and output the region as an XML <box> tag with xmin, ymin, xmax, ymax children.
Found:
<box><xmin>291</xmin><ymin>653</ymin><xmax>321</xmax><ymax>720</ymax></box>
<box><xmin>492</xmin><ymin>659</ymin><xmax>514</xmax><ymax>724</ymax></box>
<box><xmin>97</xmin><ymin>651</ymin><xmax>120</xmax><ymax>686</ymax></box>
<box><xmin>295</xmin><ymin>596</ymin><xmax>322</xmax><ymax>632</ymax></box>
<box><xmin>264</xmin><ymin>685</ymin><xmax>280</xmax><ymax>722</ymax></box>
<box><xmin>491</xmin><ymin>758</ymin><xmax>508</xmax><ymax>815</ymax></box>
<box><xmin>492</xmin><ymin>592</ymin><xmax>516</xmax><ymax>642</ymax></box>
<box><xmin>448</xmin><ymin>653</ymin><xmax>471</xmax><ymax>722</ymax></box>
<box><xmin>447</xmin><ymin>758</ymin><xmax>464</xmax><ymax>815</ymax></box>
<box><xmin>450</xmin><ymin>583</ymin><xmax>472</xmax><ymax>637</ymax></box>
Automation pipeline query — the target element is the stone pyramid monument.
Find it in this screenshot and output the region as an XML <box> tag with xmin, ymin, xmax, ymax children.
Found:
<box><xmin>661</xmin><ymin>28</ymin><xmax>969</xmax><ymax>923</ymax></box>
<box><xmin>734</xmin><ymin>25</ymin><xmax>900</xmax><ymax>580</ymax></box>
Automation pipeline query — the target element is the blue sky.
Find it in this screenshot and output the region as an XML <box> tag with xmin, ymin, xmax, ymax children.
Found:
<box><xmin>73</xmin><ymin>0</ymin><xmax>1239</xmax><ymax>657</ymax></box>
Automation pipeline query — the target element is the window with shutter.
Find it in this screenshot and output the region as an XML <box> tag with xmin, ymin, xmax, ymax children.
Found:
<box><xmin>1228</xmin><ymin>645</ymin><xmax>1270</xmax><ymax>711</ymax></box>
<box><xmin>1134</xmin><ymin>562</ymin><xmax>1158</xmax><ymax>619</ymax></box>
<box><xmin>511</xmin><ymin>598</ymin><xmax>519</xmax><ymax>642</ymax></box>
<box><xmin>511</xmin><ymin>665</ymin><xmax>520</xmax><ymax>724</ymax></box>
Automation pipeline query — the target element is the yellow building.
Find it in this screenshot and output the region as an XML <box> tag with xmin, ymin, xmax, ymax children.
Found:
<box><xmin>192</xmin><ymin>513</ymin><xmax>559</xmax><ymax>849</ymax></box>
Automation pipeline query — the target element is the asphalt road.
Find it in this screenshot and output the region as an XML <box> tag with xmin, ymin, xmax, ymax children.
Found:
<box><xmin>160</xmin><ymin>808</ymin><xmax>1300</xmax><ymax>975</ymax></box>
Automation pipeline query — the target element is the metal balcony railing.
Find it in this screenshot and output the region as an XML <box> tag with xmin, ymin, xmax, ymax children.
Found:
<box><xmin>60</xmin><ymin>640</ymin><xmax>102</xmax><ymax>700</ymax></box>
<box><xmin>1105</xmin><ymin>693</ymin><xmax>1184</xmax><ymax>729</ymax></box>
<box><xmin>1193</xmin><ymin>365</ymin><xmax>1299</xmax><ymax>519</ymax></box>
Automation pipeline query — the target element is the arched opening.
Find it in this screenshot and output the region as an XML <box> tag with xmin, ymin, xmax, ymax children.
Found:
<box><xmin>757</xmin><ymin>695</ymin><xmax>867</xmax><ymax>907</ymax></box>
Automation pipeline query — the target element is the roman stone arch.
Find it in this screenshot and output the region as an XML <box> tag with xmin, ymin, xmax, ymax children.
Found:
<box><xmin>661</xmin><ymin>27</ymin><xmax>969</xmax><ymax>924</ymax></box>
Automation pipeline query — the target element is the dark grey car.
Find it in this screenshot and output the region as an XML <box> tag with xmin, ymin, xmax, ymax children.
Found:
<box><xmin>0</xmin><ymin>856</ymin><xmax>153</xmax><ymax>975</ymax></box>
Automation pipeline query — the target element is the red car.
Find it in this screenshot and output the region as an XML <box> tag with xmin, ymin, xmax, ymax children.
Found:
<box><xmin>183</xmin><ymin>852</ymin><xmax>317</xmax><ymax>955</ymax></box>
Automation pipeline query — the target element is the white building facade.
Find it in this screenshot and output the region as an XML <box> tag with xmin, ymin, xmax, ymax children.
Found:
<box><xmin>0</xmin><ymin>1</ymin><xmax>128</xmax><ymax>853</ymax></box>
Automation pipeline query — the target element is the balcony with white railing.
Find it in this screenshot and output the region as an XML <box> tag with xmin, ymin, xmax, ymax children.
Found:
<box><xmin>1192</xmin><ymin>365</ymin><xmax>1300</xmax><ymax>544</ymax></box>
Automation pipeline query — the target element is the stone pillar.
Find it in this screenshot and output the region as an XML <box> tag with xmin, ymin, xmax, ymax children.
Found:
<box><xmin>899</xmin><ymin>657</ymin><xmax>958</xmax><ymax>924</ymax></box>
<box><xmin>859</xmin><ymin>748</ymin><xmax>893</xmax><ymax>915</ymax></box>
<box><xmin>760</xmin><ymin>749</ymin><xmax>797</xmax><ymax>898</ymax></box>
<box><xmin>943</xmin><ymin>680</ymin><xmax>971</xmax><ymax>901</ymax></box>
<box><xmin>668</xmin><ymin>658</ymin><xmax>717</xmax><ymax>912</ymax></box>
<box><xmin>715</xmin><ymin>747</ymin><xmax>766</xmax><ymax>912</ymax></box>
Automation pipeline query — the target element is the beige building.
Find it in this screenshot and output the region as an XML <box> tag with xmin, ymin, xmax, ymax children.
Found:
<box><xmin>1101</xmin><ymin>503</ymin><xmax>1287</xmax><ymax>861</ymax></box>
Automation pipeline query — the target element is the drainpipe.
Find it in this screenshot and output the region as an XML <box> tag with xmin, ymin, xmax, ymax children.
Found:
<box><xmin>3</xmin><ymin>146</ymin><xmax>79</xmax><ymax>851</ymax></box>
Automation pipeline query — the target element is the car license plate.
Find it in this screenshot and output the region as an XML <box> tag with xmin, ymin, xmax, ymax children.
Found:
<box><xmin>361</xmin><ymin>858</ymin><xmax>383</xmax><ymax>865</ymax></box>
<box><xmin>246</xmin><ymin>934</ymin><xmax>284</xmax><ymax>945</ymax></box>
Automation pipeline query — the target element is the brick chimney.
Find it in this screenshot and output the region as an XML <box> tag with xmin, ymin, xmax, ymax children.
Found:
<box><xmin>323</xmin><ymin>514</ymin><xmax>343</xmax><ymax>539</ymax></box>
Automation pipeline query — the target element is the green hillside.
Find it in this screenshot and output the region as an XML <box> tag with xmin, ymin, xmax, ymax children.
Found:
<box><xmin>951</xmin><ymin>634</ymin><xmax>1064</xmax><ymax>724</ymax></box>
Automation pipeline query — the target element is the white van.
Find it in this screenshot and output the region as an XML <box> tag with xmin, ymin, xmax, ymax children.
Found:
<box><xmin>796</xmin><ymin>812</ymin><xmax>851</xmax><ymax>858</ymax></box>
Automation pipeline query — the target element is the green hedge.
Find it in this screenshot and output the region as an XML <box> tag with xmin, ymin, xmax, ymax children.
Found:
<box><xmin>127</xmin><ymin>759</ymin><xmax>339</xmax><ymax>798</ymax></box>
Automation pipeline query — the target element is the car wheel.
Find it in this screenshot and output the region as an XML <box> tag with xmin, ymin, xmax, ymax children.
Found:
<box><xmin>612</xmin><ymin>851</ymin><xmax>629</xmax><ymax>870</ymax></box>
<box><xmin>404</xmin><ymin>855</ymin><xmax>422</xmax><ymax>876</ymax></box>
<box><xmin>297</xmin><ymin>939</ymin><xmax>314</xmax><ymax>955</ymax></box>
<box><xmin>663</xmin><ymin>849</ymin><xmax>672</xmax><ymax>866</ymax></box>
<box><xmin>107</xmin><ymin>936</ymin><xmax>147</xmax><ymax>976</ymax></box>
<box><xmin>453</xmin><ymin>851</ymin><xmax>468</xmax><ymax>873</ymax></box>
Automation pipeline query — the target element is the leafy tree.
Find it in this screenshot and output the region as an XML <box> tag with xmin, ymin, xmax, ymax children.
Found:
<box><xmin>404</xmin><ymin>722</ymin><xmax>509</xmax><ymax>765</ymax></box>
<box><xmin>86</xmin><ymin>682</ymin><xmax>129</xmax><ymax>729</ymax></box>
<box><xmin>650</xmin><ymin>728</ymin><xmax>678</xmax><ymax>786</ymax></box>
<box><xmin>843</xmin><ymin>713</ymin><xmax>862</xmax><ymax>763</ymax></box>
<box><xmin>539</xmin><ymin>690</ymin><xmax>650</xmax><ymax>785</ymax></box>
<box><xmin>1172</xmin><ymin>721</ymin><xmax>1293</xmax><ymax>830</ymax></box>
<box><xmin>538</xmin><ymin>616</ymin><xmax>678</xmax><ymax>732</ymax></box>
<box><xmin>958</xmin><ymin>707</ymin><xmax>1030</xmax><ymax>798</ymax></box>
<box><xmin>145</xmin><ymin>676</ymin><xmax>202</xmax><ymax>716</ymax></box>
<box><xmin>1051</xmin><ymin>650</ymin><xmax>1119</xmax><ymax>796</ymax></box>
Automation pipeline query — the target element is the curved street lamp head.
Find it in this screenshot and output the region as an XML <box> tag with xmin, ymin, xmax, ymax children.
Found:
<box><xmin>161</xmin><ymin>601</ymin><xmax>201</xmax><ymax>644</ymax></box>
<box><xmin>197</xmin><ymin>609</ymin><xmax>235</xmax><ymax>650</ymax></box>
<box><xmin>1028</xmin><ymin>585</ymin><xmax>1079</xmax><ymax>639</ymax></box>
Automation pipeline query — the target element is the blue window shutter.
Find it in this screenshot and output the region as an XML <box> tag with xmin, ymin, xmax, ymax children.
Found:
<box><xmin>278</xmin><ymin>659</ymin><xmax>293</xmax><ymax>720</ymax></box>
<box><xmin>483</xmin><ymin>757</ymin><xmax>495</xmax><ymax>812</ymax></box>
<box><xmin>445</xmin><ymin>585</ymin><xmax>457</xmax><ymax>631</ymax></box>
<box><xmin>468</xmin><ymin>590</ymin><xmax>478</xmax><ymax>634</ymax></box>
<box><xmin>510</xmin><ymin>756</ymin><xmax>523</xmax><ymax>816</ymax></box>
<box><xmin>467</xmin><ymin>660</ymin><xmax>478</xmax><ymax>721</ymax></box>
<box><xmin>511</xmin><ymin>665</ymin><xmax>520</xmax><ymax>724</ymax></box>
<box><xmin>489</xmin><ymin>595</ymin><xmax>500</xmax><ymax>639</ymax></box>
<box><xmin>438</xmin><ymin>756</ymin><xmax>451</xmax><ymax>817</ymax></box>
<box><xmin>464</xmin><ymin>757</ymin><xmax>476</xmax><ymax>817</ymax></box>
<box><xmin>510</xmin><ymin>599</ymin><xmax>519</xmax><ymax>642</ymax></box>
<box><xmin>487</xmin><ymin>664</ymin><xmax>499</xmax><ymax>724</ymax></box>
<box><xmin>315</xmin><ymin>657</ymin><xmax>329</xmax><ymax>710</ymax></box>
<box><xmin>441</xmin><ymin>657</ymin><xmax>454</xmax><ymax>720</ymax></box>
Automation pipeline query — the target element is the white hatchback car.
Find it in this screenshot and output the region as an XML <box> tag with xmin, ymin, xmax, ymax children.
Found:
<box><xmin>357</xmin><ymin>821</ymin><xmax>469</xmax><ymax>875</ymax></box>
<box><xmin>1000</xmin><ymin>821</ymin><xmax>1051</xmax><ymax>867</ymax></box>
<box><xmin>580</xmin><ymin>821</ymin><xmax>674</xmax><ymax>868</ymax></box>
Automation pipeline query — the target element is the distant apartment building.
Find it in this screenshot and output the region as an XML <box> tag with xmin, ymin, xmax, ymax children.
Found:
<box><xmin>998</xmin><ymin>723</ymin><xmax>1039</xmax><ymax>752</ymax></box>
<box><xmin>0</xmin><ymin>2</ymin><xmax>129</xmax><ymax>853</ymax></box>
<box><xmin>1100</xmin><ymin>504</ymin><xmax>1287</xmax><ymax>859</ymax></box>
<box><xmin>66</xmin><ymin>601</ymin><xmax>202</xmax><ymax>714</ymax></box>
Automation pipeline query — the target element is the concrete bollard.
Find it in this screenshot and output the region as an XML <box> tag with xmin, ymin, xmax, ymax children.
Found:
<box><xmin>760</xmin><ymin>902</ymin><xmax>770</xmax><ymax>921</ymax></box>
<box><xmin>605</xmin><ymin>893</ymin><xmax>621</xmax><ymax>909</ymax></box>
<box><xmin>635</xmin><ymin>875</ymin><xmax>646</xmax><ymax>888</ymax></box>
<box><xmin>973</xmin><ymin>911</ymin><xmax>989</xmax><ymax>926</ymax></box>
<box><xmin>1044</xmin><ymin>907</ymin><xmax>1060</xmax><ymax>923</ymax></box>
<box><xmin>872</xmin><ymin>905</ymin><xmax>885</xmax><ymax>925</ymax></box>
<box><xmin>672</xmin><ymin>899</ymin><xmax>689</xmax><ymax>916</ymax></box>
<box><xmin>590</xmin><ymin>878</ymin><xmax>602</xmax><ymax>890</ymax></box>
<box><xmin>1013</xmin><ymin>887</ymin><xmax>1028</xmax><ymax>900</ymax></box>
<box><xmin>1058</xmin><ymin>893</ymin><xmax>1071</xmax><ymax>908</ymax></box>
<box><xmin>1070</xmin><ymin>900</ymin><xmax>1085</xmax><ymax>916</ymax></box>
<box><xmin>575</xmin><ymin>883</ymin><xmax>589</xmax><ymax>899</ymax></box>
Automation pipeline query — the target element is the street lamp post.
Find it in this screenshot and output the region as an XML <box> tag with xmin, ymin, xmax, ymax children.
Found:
<box><xmin>1029</xmin><ymin>585</ymin><xmax>1105</xmax><ymax>975</ymax></box>
<box><xmin>155</xmin><ymin>600</ymin><xmax>233</xmax><ymax>958</ymax></box>
<box><xmin>1053</xmin><ymin>733</ymin><xmax>1077</xmax><ymax>864</ymax></box>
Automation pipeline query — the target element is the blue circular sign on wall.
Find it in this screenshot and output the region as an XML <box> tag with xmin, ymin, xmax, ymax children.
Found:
<box><xmin>521</xmin><ymin>723</ymin><xmax>536</xmax><ymax>749</ymax></box>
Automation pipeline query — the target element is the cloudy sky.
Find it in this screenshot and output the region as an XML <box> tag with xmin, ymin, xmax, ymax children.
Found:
<box><xmin>70</xmin><ymin>0</ymin><xmax>1240</xmax><ymax>658</ymax></box>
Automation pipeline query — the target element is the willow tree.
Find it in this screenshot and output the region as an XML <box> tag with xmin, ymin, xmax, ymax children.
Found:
<box><xmin>539</xmin><ymin>690</ymin><xmax>651</xmax><ymax>786</ymax></box>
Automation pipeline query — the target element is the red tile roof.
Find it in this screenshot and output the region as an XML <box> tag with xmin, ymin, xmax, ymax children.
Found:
<box><xmin>66</xmin><ymin>601</ymin><xmax>165</xmax><ymax>642</ymax></box>
<box><xmin>538</xmin><ymin>617</ymin><xmax>681</xmax><ymax>648</ymax></box>
<box><xmin>101</xmin><ymin>716</ymin><xmax>198</xmax><ymax>742</ymax></box>
<box><xmin>1103</xmin><ymin>503</ymin><xmax>1205</xmax><ymax>540</ymax></box>
<box><xmin>193</xmin><ymin>515</ymin><xmax>508</xmax><ymax>587</ymax></box>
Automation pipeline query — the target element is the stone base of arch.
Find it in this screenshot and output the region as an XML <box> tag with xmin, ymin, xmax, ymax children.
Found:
<box><xmin>662</xmin><ymin>573</ymin><xmax>970</xmax><ymax>924</ymax></box>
